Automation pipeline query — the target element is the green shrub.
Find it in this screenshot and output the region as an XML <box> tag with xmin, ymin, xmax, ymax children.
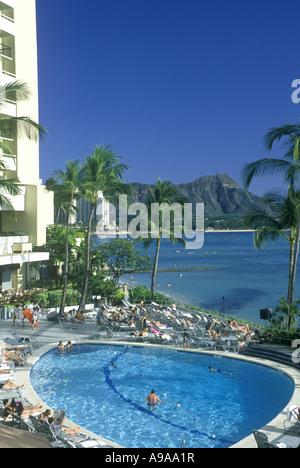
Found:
<box><xmin>129</xmin><ymin>285</ymin><xmax>172</xmax><ymax>304</ymax></box>
<box><xmin>34</xmin><ymin>289</ymin><xmax>81</xmax><ymax>308</ymax></box>
<box><xmin>112</xmin><ymin>289</ymin><xmax>125</xmax><ymax>306</ymax></box>
<box><xmin>34</xmin><ymin>292</ymin><xmax>49</xmax><ymax>308</ymax></box>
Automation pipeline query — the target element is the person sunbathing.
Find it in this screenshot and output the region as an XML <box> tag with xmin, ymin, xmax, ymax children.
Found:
<box><xmin>1</xmin><ymin>379</ymin><xmax>24</xmax><ymax>389</ymax></box>
<box><xmin>228</xmin><ymin>319</ymin><xmax>250</xmax><ymax>334</ymax></box>
<box><xmin>2</xmin><ymin>352</ymin><xmax>28</xmax><ymax>363</ymax></box>
<box><xmin>0</xmin><ymin>368</ymin><xmax>13</xmax><ymax>375</ymax></box>
<box><xmin>153</xmin><ymin>321</ymin><xmax>167</xmax><ymax>328</ymax></box>
<box><xmin>1</xmin><ymin>400</ymin><xmax>42</xmax><ymax>421</ymax></box>
<box><xmin>50</xmin><ymin>415</ymin><xmax>80</xmax><ymax>436</ymax></box>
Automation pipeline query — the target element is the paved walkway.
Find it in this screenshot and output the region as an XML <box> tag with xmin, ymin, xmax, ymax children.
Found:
<box><xmin>1</xmin><ymin>315</ymin><xmax>300</xmax><ymax>448</ymax></box>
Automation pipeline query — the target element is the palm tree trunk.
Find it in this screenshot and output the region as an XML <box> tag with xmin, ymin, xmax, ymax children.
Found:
<box><xmin>290</xmin><ymin>214</ymin><xmax>300</xmax><ymax>305</ymax></box>
<box><xmin>287</xmin><ymin>238</ymin><xmax>295</xmax><ymax>306</ymax></box>
<box><xmin>78</xmin><ymin>202</ymin><xmax>95</xmax><ymax>313</ymax></box>
<box><xmin>151</xmin><ymin>236</ymin><xmax>161</xmax><ymax>298</ymax></box>
<box><xmin>59</xmin><ymin>194</ymin><xmax>73</xmax><ymax>317</ymax></box>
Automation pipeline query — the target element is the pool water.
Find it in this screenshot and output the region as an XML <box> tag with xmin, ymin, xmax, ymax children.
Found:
<box><xmin>30</xmin><ymin>344</ymin><xmax>294</xmax><ymax>448</ymax></box>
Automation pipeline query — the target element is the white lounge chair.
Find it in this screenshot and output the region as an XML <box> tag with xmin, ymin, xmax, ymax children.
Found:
<box><xmin>284</xmin><ymin>405</ymin><xmax>300</xmax><ymax>430</ymax></box>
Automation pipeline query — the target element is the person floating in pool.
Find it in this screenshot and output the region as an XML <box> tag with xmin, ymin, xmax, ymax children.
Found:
<box><xmin>208</xmin><ymin>366</ymin><xmax>232</xmax><ymax>375</ymax></box>
<box><xmin>144</xmin><ymin>389</ymin><xmax>165</xmax><ymax>409</ymax></box>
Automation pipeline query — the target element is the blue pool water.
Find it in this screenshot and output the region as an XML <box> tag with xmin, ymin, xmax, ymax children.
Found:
<box><xmin>30</xmin><ymin>344</ymin><xmax>294</xmax><ymax>448</ymax></box>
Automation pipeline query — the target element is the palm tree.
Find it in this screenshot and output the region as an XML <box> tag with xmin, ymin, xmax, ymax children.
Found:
<box><xmin>140</xmin><ymin>178</ymin><xmax>187</xmax><ymax>298</ymax></box>
<box><xmin>0</xmin><ymin>159</ymin><xmax>22</xmax><ymax>211</ymax></box>
<box><xmin>78</xmin><ymin>145</ymin><xmax>131</xmax><ymax>312</ymax></box>
<box><xmin>51</xmin><ymin>160</ymin><xmax>85</xmax><ymax>316</ymax></box>
<box><xmin>0</xmin><ymin>81</ymin><xmax>47</xmax><ymax>217</ymax></box>
<box><xmin>242</xmin><ymin>122</ymin><xmax>300</xmax><ymax>305</ymax></box>
<box><xmin>0</xmin><ymin>80</ymin><xmax>46</xmax><ymax>153</ymax></box>
<box><xmin>243</xmin><ymin>189</ymin><xmax>300</xmax><ymax>310</ymax></box>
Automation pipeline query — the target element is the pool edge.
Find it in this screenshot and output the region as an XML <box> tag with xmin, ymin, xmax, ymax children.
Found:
<box><xmin>17</xmin><ymin>340</ymin><xmax>300</xmax><ymax>449</ymax></box>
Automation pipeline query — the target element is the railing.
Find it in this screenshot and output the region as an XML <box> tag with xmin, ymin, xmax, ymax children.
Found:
<box><xmin>0</xmin><ymin>44</ymin><xmax>12</xmax><ymax>59</ymax></box>
<box><xmin>0</xmin><ymin>13</ymin><xmax>14</xmax><ymax>23</ymax></box>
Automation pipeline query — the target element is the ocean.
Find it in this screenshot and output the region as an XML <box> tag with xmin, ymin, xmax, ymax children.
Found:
<box><xmin>92</xmin><ymin>231</ymin><xmax>298</xmax><ymax>324</ymax></box>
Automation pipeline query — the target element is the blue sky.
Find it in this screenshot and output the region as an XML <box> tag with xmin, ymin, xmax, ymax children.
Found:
<box><xmin>36</xmin><ymin>0</ymin><xmax>300</xmax><ymax>196</ymax></box>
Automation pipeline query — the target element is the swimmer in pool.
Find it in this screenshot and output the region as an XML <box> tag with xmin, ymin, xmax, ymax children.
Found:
<box><xmin>144</xmin><ymin>389</ymin><xmax>165</xmax><ymax>408</ymax></box>
<box><xmin>208</xmin><ymin>366</ymin><xmax>232</xmax><ymax>375</ymax></box>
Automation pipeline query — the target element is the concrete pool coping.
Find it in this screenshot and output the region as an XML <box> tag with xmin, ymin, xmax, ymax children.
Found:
<box><xmin>1</xmin><ymin>319</ymin><xmax>300</xmax><ymax>448</ymax></box>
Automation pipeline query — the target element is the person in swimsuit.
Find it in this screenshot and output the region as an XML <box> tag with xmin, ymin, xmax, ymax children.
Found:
<box><xmin>144</xmin><ymin>389</ymin><xmax>164</xmax><ymax>408</ymax></box>
<box><xmin>208</xmin><ymin>366</ymin><xmax>232</xmax><ymax>375</ymax></box>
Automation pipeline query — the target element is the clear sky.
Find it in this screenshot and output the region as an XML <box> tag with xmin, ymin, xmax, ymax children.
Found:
<box><xmin>36</xmin><ymin>0</ymin><xmax>300</xmax><ymax>196</ymax></box>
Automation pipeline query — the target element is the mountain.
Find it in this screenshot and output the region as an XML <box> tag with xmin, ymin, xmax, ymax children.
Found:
<box><xmin>129</xmin><ymin>174</ymin><xmax>272</xmax><ymax>218</ymax></box>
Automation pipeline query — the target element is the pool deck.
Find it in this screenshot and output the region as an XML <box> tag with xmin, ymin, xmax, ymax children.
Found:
<box><xmin>1</xmin><ymin>316</ymin><xmax>300</xmax><ymax>449</ymax></box>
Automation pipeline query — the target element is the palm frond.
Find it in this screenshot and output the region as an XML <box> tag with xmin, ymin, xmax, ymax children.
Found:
<box><xmin>0</xmin><ymin>80</ymin><xmax>31</xmax><ymax>103</ymax></box>
<box><xmin>242</xmin><ymin>158</ymin><xmax>292</xmax><ymax>189</ymax></box>
<box><xmin>264</xmin><ymin>124</ymin><xmax>300</xmax><ymax>150</ymax></box>
<box><xmin>0</xmin><ymin>117</ymin><xmax>48</xmax><ymax>142</ymax></box>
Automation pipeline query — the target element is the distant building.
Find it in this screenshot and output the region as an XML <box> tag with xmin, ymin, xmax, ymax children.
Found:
<box><xmin>0</xmin><ymin>0</ymin><xmax>53</xmax><ymax>290</ymax></box>
<box><xmin>56</xmin><ymin>192</ymin><xmax>112</xmax><ymax>230</ymax></box>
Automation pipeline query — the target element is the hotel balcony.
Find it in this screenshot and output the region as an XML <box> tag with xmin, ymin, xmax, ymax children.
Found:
<box><xmin>0</xmin><ymin>97</ymin><xmax>16</xmax><ymax>117</ymax></box>
<box><xmin>0</xmin><ymin>234</ymin><xmax>29</xmax><ymax>255</ymax></box>
<box><xmin>0</xmin><ymin>1</ymin><xmax>14</xmax><ymax>10</ymax></box>
<box><xmin>0</xmin><ymin>235</ymin><xmax>49</xmax><ymax>269</ymax></box>
<box><xmin>0</xmin><ymin>12</ymin><xmax>14</xmax><ymax>37</ymax></box>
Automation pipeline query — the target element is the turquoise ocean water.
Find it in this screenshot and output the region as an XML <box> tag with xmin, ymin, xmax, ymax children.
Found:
<box><xmin>93</xmin><ymin>231</ymin><xmax>299</xmax><ymax>324</ymax></box>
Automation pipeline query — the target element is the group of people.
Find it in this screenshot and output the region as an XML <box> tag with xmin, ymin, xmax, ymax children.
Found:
<box><xmin>36</xmin><ymin>409</ymin><xmax>80</xmax><ymax>437</ymax></box>
<box><xmin>99</xmin><ymin>303</ymin><xmax>145</xmax><ymax>328</ymax></box>
<box><xmin>57</xmin><ymin>341</ymin><xmax>73</xmax><ymax>353</ymax></box>
<box><xmin>204</xmin><ymin>316</ymin><xmax>258</xmax><ymax>342</ymax></box>
<box><xmin>0</xmin><ymin>398</ymin><xmax>43</xmax><ymax>421</ymax></box>
<box><xmin>12</xmin><ymin>304</ymin><xmax>40</xmax><ymax>329</ymax></box>
<box><xmin>0</xmin><ymin>341</ymin><xmax>30</xmax><ymax>392</ymax></box>
<box><xmin>0</xmin><ymin>399</ymin><xmax>80</xmax><ymax>437</ymax></box>
<box><xmin>0</xmin><ymin>341</ymin><xmax>28</xmax><ymax>364</ymax></box>
<box><xmin>66</xmin><ymin>309</ymin><xmax>85</xmax><ymax>324</ymax></box>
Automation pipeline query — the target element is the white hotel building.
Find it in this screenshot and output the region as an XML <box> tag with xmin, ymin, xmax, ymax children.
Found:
<box><xmin>0</xmin><ymin>0</ymin><xmax>53</xmax><ymax>290</ymax></box>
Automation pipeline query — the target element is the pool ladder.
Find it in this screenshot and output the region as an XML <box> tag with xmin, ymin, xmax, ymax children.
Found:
<box><xmin>181</xmin><ymin>437</ymin><xmax>185</xmax><ymax>448</ymax></box>
<box><xmin>68</xmin><ymin>325</ymin><xmax>79</xmax><ymax>348</ymax></box>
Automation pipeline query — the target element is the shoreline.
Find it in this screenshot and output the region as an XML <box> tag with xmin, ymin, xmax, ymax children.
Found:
<box><xmin>92</xmin><ymin>229</ymin><xmax>256</xmax><ymax>235</ymax></box>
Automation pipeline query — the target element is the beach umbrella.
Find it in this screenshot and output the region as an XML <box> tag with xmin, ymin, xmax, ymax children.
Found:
<box><xmin>0</xmin><ymin>424</ymin><xmax>52</xmax><ymax>448</ymax></box>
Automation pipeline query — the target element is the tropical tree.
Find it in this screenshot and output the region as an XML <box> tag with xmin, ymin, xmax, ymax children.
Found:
<box><xmin>243</xmin><ymin>189</ymin><xmax>300</xmax><ymax>310</ymax></box>
<box><xmin>50</xmin><ymin>160</ymin><xmax>85</xmax><ymax>316</ymax></box>
<box><xmin>140</xmin><ymin>178</ymin><xmax>187</xmax><ymax>298</ymax></box>
<box><xmin>78</xmin><ymin>144</ymin><xmax>131</xmax><ymax>312</ymax></box>
<box><xmin>0</xmin><ymin>81</ymin><xmax>47</xmax><ymax>215</ymax></box>
<box><xmin>242</xmin><ymin>123</ymin><xmax>300</xmax><ymax>306</ymax></box>
<box><xmin>96</xmin><ymin>238</ymin><xmax>152</xmax><ymax>285</ymax></box>
<box><xmin>0</xmin><ymin>159</ymin><xmax>22</xmax><ymax>211</ymax></box>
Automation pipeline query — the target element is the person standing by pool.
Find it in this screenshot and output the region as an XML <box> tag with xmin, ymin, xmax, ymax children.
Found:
<box><xmin>145</xmin><ymin>389</ymin><xmax>165</xmax><ymax>408</ymax></box>
<box><xmin>183</xmin><ymin>329</ymin><xmax>189</xmax><ymax>349</ymax></box>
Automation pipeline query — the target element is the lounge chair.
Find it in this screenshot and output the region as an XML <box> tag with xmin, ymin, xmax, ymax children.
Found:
<box><xmin>227</xmin><ymin>336</ymin><xmax>240</xmax><ymax>353</ymax></box>
<box><xmin>4</xmin><ymin>412</ymin><xmax>36</xmax><ymax>433</ymax></box>
<box><xmin>253</xmin><ymin>430</ymin><xmax>278</xmax><ymax>448</ymax></box>
<box><xmin>11</xmin><ymin>332</ymin><xmax>40</xmax><ymax>350</ymax></box>
<box><xmin>0</xmin><ymin>372</ymin><xmax>14</xmax><ymax>384</ymax></box>
<box><xmin>214</xmin><ymin>338</ymin><xmax>230</xmax><ymax>352</ymax></box>
<box><xmin>284</xmin><ymin>405</ymin><xmax>300</xmax><ymax>431</ymax></box>
<box><xmin>0</xmin><ymin>387</ymin><xmax>23</xmax><ymax>401</ymax></box>
<box><xmin>30</xmin><ymin>416</ymin><xmax>61</xmax><ymax>444</ymax></box>
<box><xmin>4</xmin><ymin>341</ymin><xmax>32</xmax><ymax>358</ymax></box>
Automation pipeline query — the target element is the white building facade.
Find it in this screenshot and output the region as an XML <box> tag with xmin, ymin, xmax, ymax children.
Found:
<box><xmin>0</xmin><ymin>0</ymin><xmax>53</xmax><ymax>290</ymax></box>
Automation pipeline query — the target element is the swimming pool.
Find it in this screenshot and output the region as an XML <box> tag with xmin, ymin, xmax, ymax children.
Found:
<box><xmin>30</xmin><ymin>344</ymin><xmax>294</xmax><ymax>448</ymax></box>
